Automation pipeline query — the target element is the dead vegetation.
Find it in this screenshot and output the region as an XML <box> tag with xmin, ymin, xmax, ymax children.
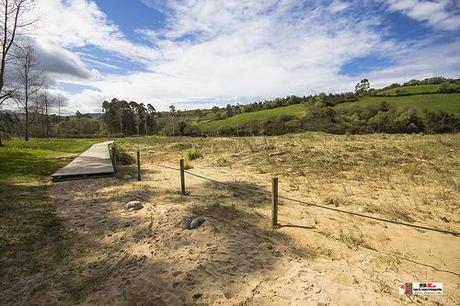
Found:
<box><xmin>121</xmin><ymin>133</ymin><xmax>460</xmax><ymax>226</ymax></box>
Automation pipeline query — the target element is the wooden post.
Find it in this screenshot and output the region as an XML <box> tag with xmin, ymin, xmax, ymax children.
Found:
<box><xmin>137</xmin><ymin>150</ymin><xmax>141</xmax><ymax>181</ymax></box>
<box><xmin>272</xmin><ymin>177</ymin><xmax>278</xmax><ymax>228</ymax></box>
<box><xmin>112</xmin><ymin>144</ymin><xmax>117</xmax><ymax>171</ymax></box>
<box><xmin>180</xmin><ymin>158</ymin><xmax>186</xmax><ymax>195</ymax></box>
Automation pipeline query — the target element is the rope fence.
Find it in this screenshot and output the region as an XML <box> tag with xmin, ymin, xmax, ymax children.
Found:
<box><xmin>156</xmin><ymin>161</ymin><xmax>460</xmax><ymax>237</ymax></box>
<box><xmin>278</xmin><ymin>194</ymin><xmax>460</xmax><ymax>236</ymax></box>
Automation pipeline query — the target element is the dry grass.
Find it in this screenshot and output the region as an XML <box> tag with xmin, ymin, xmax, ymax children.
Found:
<box><xmin>120</xmin><ymin>133</ymin><xmax>459</xmax><ymax>226</ymax></box>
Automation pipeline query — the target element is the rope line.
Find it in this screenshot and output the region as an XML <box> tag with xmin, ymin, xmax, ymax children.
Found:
<box><xmin>157</xmin><ymin>164</ymin><xmax>460</xmax><ymax>236</ymax></box>
<box><xmin>159</xmin><ymin>165</ymin><xmax>271</xmax><ymax>196</ymax></box>
<box><xmin>278</xmin><ymin>195</ymin><xmax>459</xmax><ymax>236</ymax></box>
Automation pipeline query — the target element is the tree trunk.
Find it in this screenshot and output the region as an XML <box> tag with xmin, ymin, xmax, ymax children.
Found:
<box><xmin>45</xmin><ymin>102</ymin><xmax>49</xmax><ymax>138</ymax></box>
<box><xmin>41</xmin><ymin>104</ymin><xmax>45</xmax><ymax>137</ymax></box>
<box><xmin>25</xmin><ymin>106</ymin><xmax>29</xmax><ymax>141</ymax></box>
<box><xmin>25</xmin><ymin>83</ymin><xmax>29</xmax><ymax>141</ymax></box>
<box><xmin>0</xmin><ymin>130</ymin><xmax>3</xmax><ymax>147</ymax></box>
<box><xmin>58</xmin><ymin>100</ymin><xmax>61</xmax><ymax>137</ymax></box>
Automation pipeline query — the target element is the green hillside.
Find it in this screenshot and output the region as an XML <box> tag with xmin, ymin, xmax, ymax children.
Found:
<box><xmin>196</xmin><ymin>93</ymin><xmax>460</xmax><ymax>132</ymax></box>
<box><xmin>377</xmin><ymin>84</ymin><xmax>440</xmax><ymax>96</ymax></box>
<box><xmin>337</xmin><ymin>94</ymin><xmax>460</xmax><ymax>114</ymax></box>
<box><xmin>197</xmin><ymin>103</ymin><xmax>305</xmax><ymax>132</ymax></box>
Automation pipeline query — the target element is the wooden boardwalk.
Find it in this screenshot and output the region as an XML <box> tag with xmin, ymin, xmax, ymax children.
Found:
<box><xmin>52</xmin><ymin>141</ymin><xmax>115</xmax><ymax>181</ymax></box>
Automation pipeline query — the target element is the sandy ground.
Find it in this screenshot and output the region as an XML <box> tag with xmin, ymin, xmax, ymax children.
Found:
<box><xmin>23</xmin><ymin>159</ymin><xmax>456</xmax><ymax>305</ymax></box>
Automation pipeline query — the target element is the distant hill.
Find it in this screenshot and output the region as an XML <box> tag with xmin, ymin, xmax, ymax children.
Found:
<box><xmin>196</xmin><ymin>93</ymin><xmax>460</xmax><ymax>132</ymax></box>
<box><xmin>192</xmin><ymin>79</ymin><xmax>460</xmax><ymax>135</ymax></box>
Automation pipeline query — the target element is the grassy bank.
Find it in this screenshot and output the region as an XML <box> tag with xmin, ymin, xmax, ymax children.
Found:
<box><xmin>0</xmin><ymin>138</ymin><xmax>105</xmax><ymax>303</ymax></box>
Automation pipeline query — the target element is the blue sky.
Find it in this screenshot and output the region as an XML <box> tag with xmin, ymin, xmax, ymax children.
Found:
<box><xmin>32</xmin><ymin>0</ymin><xmax>460</xmax><ymax>113</ymax></box>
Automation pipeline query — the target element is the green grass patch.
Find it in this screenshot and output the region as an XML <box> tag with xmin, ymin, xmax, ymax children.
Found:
<box><xmin>0</xmin><ymin>138</ymin><xmax>105</xmax><ymax>183</ymax></box>
<box><xmin>197</xmin><ymin>103</ymin><xmax>305</xmax><ymax>132</ymax></box>
<box><xmin>337</xmin><ymin>93</ymin><xmax>460</xmax><ymax>114</ymax></box>
<box><xmin>0</xmin><ymin>138</ymin><xmax>106</xmax><ymax>303</ymax></box>
<box><xmin>376</xmin><ymin>84</ymin><xmax>441</xmax><ymax>96</ymax></box>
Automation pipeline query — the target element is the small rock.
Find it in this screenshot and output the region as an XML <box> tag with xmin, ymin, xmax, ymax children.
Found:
<box><xmin>192</xmin><ymin>293</ymin><xmax>203</xmax><ymax>300</ymax></box>
<box><xmin>125</xmin><ymin>201</ymin><xmax>143</xmax><ymax>211</ymax></box>
<box><xmin>123</xmin><ymin>174</ymin><xmax>132</xmax><ymax>180</ymax></box>
<box><xmin>189</xmin><ymin>217</ymin><xmax>205</xmax><ymax>229</ymax></box>
<box><xmin>315</xmin><ymin>288</ymin><xmax>322</xmax><ymax>294</ymax></box>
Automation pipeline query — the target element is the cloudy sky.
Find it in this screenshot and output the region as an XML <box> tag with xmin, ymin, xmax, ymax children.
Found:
<box><xmin>29</xmin><ymin>0</ymin><xmax>460</xmax><ymax>114</ymax></box>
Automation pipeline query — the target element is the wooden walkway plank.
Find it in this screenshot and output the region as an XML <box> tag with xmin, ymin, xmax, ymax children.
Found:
<box><xmin>52</xmin><ymin>141</ymin><xmax>115</xmax><ymax>180</ymax></box>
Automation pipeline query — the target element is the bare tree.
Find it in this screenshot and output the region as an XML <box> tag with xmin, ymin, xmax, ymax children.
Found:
<box><xmin>39</xmin><ymin>91</ymin><xmax>55</xmax><ymax>138</ymax></box>
<box><xmin>14</xmin><ymin>43</ymin><xmax>44</xmax><ymax>141</ymax></box>
<box><xmin>0</xmin><ymin>0</ymin><xmax>35</xmax><ymax>145</ymax></box>
<box><xmin>56</xmin><ymin>93</ymin><xmax>63</xmax><ymax>137</ymax></box>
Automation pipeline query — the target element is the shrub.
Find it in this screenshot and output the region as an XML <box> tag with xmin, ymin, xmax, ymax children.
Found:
<box><xmin>368</xmin><ymin>111</ymin><xmax>392</xmax><ymax>132</ymax></box>
<box><xmin>438</xmin><ymin>82</ymin><xmax>459</xmax><ymax>94</ymax></box>
<box><xmin>112</xmin><ymin>145</ymin><xmax>136</xmax><ymax>165</ymax></box>
<box><xmin>423</xmin><ymin>110</ymin><xmax>460</xmax><ymax>133</ymax></box>
<box><xmin>389</xmin><ymin>107</ymin><xmax>424</xmax><ymax>133</ymax></box>
<box><xmin>184</xmin><ymin>146</ymin><xmax>203</xmax><ymax>161</ymax></box>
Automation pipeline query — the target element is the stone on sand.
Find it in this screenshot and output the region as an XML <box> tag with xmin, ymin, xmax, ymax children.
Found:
<box><xmin>125</xmin><ymin>201</ymin><xmax>143</xmax><ymax>211</ymax></box>
<box><xmin>189</xmin><ymin>217</ymin><xmax>205</xmax><ymax>229</ymax></box>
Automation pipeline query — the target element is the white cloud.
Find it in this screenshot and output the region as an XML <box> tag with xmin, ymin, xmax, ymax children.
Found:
<box><xmin>71</xmin><ymin>0</ymin><xmax>386</xmax><ymax>111</ymax></box>
<box><xmin>383</xmin><ymin>0</ymin><xmax>460</xmax><ymax>31</ymax></box>
<box><xmin>28</xmin><ymin>0</ymin><xmax>460</xmax><ymax>113</ymax></box>
<box><xmin>34</xmin><ymin>0</ymin><xmax>158</xmax><ymax>62</ymax></box>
